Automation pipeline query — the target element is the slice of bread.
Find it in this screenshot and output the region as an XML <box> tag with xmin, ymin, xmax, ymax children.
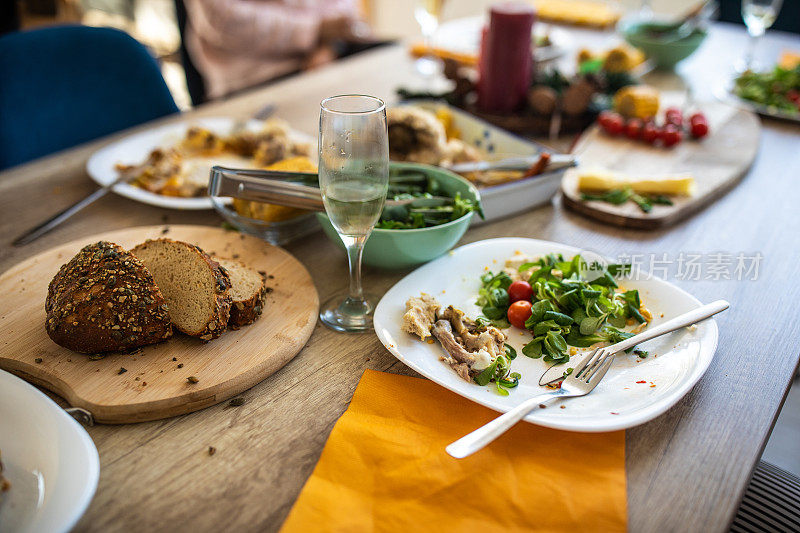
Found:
<box><xmin>45</xmin><ymin>241</ymin><xmax>172</xmax><ymax>353</ymax></box>
<box><xmin>131</xmin><ymin>239</ymin><xmax>231</xmax><ymax>340</ymax></box>
<box><xmin>217</xmin><ymin>258</ymin><xmax>267</xmax><ymax>329</ymax></box>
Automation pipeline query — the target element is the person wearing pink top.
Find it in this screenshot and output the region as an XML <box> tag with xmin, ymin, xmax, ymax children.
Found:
<box><xmin>183</xmin><ymin>0</ymin><xmax>365</xmax><ymax>100</ymax></box>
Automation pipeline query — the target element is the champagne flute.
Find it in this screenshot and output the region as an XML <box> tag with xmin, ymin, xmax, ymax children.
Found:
<box><xmin>740</xmin><ymin>0</ymin><xmax>783</xmax><ymax>72</ymax></box>
<box><xmin>318</xmin><ymin>95</ymin><xmax>389</xmax><ymax>332</ymax></box>
<box><xmin>414</xmin><ymin>0</ymin><xmax>446</xmax><ymax>77</ymax></box>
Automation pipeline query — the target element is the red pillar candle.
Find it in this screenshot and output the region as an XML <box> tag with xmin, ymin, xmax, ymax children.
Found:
<box><xmin>477</xmin><ymin>2</ymin><xmax>536</xmax><ymax>114</ymax></box>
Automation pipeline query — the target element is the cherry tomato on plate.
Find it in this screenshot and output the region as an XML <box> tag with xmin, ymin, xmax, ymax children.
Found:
<box><xmin>642</xmin><ymin>122</ymin><xmax>659</xmax><ymax>144</ymax></box>
<box><xmin>508</xmin><ymin>280</ymin><xmax>533</xmax><ymax>303</ymax></box>
<box><xmin>625</xmin><ymin>118</ymin><xmax>643</xmax><ymax>140</ymax></box>
<box><xmin>661</xmin><ymin>124</ymin><xmax>683</xmax><ymax>147</ymax></box>
<box><xmin>507</xmin><ymin>300</ymin><xmax>532</xmax><ymax>329</ymax></box>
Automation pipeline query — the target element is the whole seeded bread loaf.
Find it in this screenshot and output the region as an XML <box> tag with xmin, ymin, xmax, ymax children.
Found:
<box><xmin>45</xmin><ymin>241</ymin><xmax>173</xmax><ymax>354</ymax></box>
<box><xmin>131</xmin><ymin>239</ymin><xmax>231</xmax><ymax>340</ymax></box>
<box><xmin>217</xmin><ymin>258</ymin><xmax>267</xmax><ymax>329</ymax></box>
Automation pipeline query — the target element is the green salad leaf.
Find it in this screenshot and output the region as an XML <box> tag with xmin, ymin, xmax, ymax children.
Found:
<box><xmin>734</xmin><ymin>65</ymin><xmax>800</xmax><ymax>114</ymax></box>
<box><xmin>477</xmin><ymin>253</ymin><xmax>646</xmax><ymax>364</ymax></box>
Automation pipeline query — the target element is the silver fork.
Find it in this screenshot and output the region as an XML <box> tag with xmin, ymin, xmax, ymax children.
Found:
<box><xmin>446</xmin><ymin>299</ymin><xmax>730</xmax><ymax>459</ymax></box>
<box><xmin>445</xmin><ymin>346</ymin><xmax>616</xmax><ymax>459</ymax></box>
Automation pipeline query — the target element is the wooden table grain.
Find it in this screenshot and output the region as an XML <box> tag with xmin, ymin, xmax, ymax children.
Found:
<box><xmin>1</xmin><ymin>22</ymin><xmax>799</xmax><ymax>533</ymax></box>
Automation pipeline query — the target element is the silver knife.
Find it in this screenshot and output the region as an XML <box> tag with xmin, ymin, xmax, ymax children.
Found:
<box><xmin>13</xmin><ymin>104</ymin><xmax>278</xmax><ymax>246</ymax></box>
<box><xmin>13</xmin><ymin>173</ymin><xmax>131</xmax><ymax>246</ymax></box>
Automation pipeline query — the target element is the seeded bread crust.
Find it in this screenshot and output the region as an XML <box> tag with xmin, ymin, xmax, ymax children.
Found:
<box><xmin>45</xmin><ymin>241</ymin><xmax>172</xmax><ymax>354</ymax></box>
<box><xmin>131</xmin><ymin>239</ymin><xmax>232</xmax><ymax>341</ymax></box>
<box><xmin>217</xmin><ymin>259</ymin><xmax>268</xmax><ymax>329</ymax></box>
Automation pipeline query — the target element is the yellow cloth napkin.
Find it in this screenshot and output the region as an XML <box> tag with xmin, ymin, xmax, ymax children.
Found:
<box><xmin>281</xmin><ymin>370</ymin><xmax>626</xmax><ymax>532</ymax></box>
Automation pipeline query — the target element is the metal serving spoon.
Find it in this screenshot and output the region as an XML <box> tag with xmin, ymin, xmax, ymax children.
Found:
<box><xmin>446</xmin><ymin>299</ymin><xmax>729</xmax><ymax>459</ymax></box>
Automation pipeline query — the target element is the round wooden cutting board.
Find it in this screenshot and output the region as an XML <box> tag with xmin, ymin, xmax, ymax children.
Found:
<box><xmin>0</xmin><ymin>225</ymin><xmax>319</xmax><ymax>424</ymax></box>
<box><xmin>561</xmin><ymin>98</ymin><xmax>761</xmax><ymax>229</ymax></box>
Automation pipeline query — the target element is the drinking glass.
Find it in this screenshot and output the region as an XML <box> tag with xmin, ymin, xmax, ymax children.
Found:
<box><xmin>414</xmin><ymin>0</ymin><xmax>446</xmax><ymax>76</ymax></box>
<box><xmin>318</xmin><ymin>95</ymin><xmax>389</xmax><ymax>332</ymax></box>
<box><xmin>740</xmin><ymin>0</ymin><xmax>783</xmax><ymax>71</ymax></box>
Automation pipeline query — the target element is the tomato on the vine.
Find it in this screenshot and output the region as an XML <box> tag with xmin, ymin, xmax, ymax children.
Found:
<box><xmin>642</xmin><ymin>122</ymin><xmax>659</xmax><ymax>144</ymax></box>
<box><xmin>665</xmin><ymin>107</ymin><xmax>683</xmax><ymax>126</ymax></box>
<box><xmin>507</xmin><ymin>300</ymin><xmax>532</xmax><ymax>329</ymax></box>
<box><xmin>598</xmin><ymin>111</ymin><xmax>624</xmax><ymax>136</ymax></box>
<box><xmin>689</xmin><ymin>112</ymin><xmax>709</xmax><ymax>138</ymax></box>
<box><xmin>661</xmin><ymin>124</ymin><xmax>683</xmax><ymax>147</ymax></box>
<box><xmin>625</xmin><ymin>118</ymin><xmax>643</xmax><ymax>140</ymax></box>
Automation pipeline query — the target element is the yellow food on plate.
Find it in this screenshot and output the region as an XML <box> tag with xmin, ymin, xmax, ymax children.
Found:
<box><xmin>233</xmin><ymin>157</ymin><xmax>317</xmax><ymax>223</ymax></box>
<box><xmin>534</xmin><ymin>0</ymin><xmax>620</xmax><ymax>27</ymax></box>
<box><xmin>603</xmin><ymin>45</ymin><xmax>646</xmax><ymax>73</ymax></box>
<box><xmin>778</xmin><ymin>50</ymin><xmax>800</xmax><ymax>70</ymax></box>
<box><xmin>180</xmin><ymin>127</ymin><xmax>226</xmax><ymax>155</ymax></box>
<box><xmin>577</xmin><ymin>45</ymin><xmax>645</xmax><ymax>73</ymax></box>
<box><xmin>435</xmin><ymin>107</ymin><xmax>461</xmax><ymax>140</ymax></box>
<box><xmin>613</xmin><ymin>85</ymin><xmax>660</xmax><ymax>119</ymax></box>
<box><xmin>577</xmin><ymin>168</ymin><xmax>696</xmax><ymax>196</ymax></box>
<box><xmin>116</xmin><ymin>119</ymin><xmax>312</xmax><ymax>198</ymax></box>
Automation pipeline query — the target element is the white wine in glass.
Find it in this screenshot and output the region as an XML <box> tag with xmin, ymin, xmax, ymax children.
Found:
<box><xmin>741</xmin><ymin>0</ymin><xmax>783</xmax><ymax>71</ymax></box>
<box><xmin>318</xmin><ymin>95</ymin><xmax>389</xmax><ymax>332</ymax></box>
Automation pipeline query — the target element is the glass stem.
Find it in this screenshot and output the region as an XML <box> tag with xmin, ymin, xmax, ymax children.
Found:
<box><xmin>745</xmin><ymin>32</ymin><xmax>759</xmax><ymax>71</ymax></box>
<box><xmin>343</xmin><ymin>235</ymin><xmax>367</xmax><ymax>301</ymax></box>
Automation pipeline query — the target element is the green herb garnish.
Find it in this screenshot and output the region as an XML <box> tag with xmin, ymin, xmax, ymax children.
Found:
<box><xmin>582</xmin><ymin>187</ymin><xmax>674</xmax><ymax>213</ymax></box>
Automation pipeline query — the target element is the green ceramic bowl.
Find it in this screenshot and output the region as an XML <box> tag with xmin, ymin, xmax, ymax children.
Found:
<box><xmin>317</xmin><ymin>162</ymin><xmax>480</xmax><ymax>269</ymax></box>
<box><xmin>620</xmin><ymin>19</ymin><xmax>707</xmax><ymax>70</ymax></box>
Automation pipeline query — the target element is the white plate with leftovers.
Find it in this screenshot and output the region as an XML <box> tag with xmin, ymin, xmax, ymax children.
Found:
<box><xmin>0</xmin><ymin>370</ymin><xmax>99</xmax><ymax>532</ymax></box>
<box><xmin>374</xmin><ymin>238</ymin><xmax>719</xmax><ymax>432</ymax></box>
<box><xmin>390</xmin><ymin>102</ymin><xmax>570</xmax><ymax>222</ymax></box>
<box><xmin>86</xmin><ymin>117</ymin><xmax>315</xmax><ymax>210</ymax></box>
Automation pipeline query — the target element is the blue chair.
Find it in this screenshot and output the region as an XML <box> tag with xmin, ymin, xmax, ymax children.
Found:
<box><xmin>0</xmin><ymin>25</ymin><xmax>179</xmax><ymax>170</ymax></box>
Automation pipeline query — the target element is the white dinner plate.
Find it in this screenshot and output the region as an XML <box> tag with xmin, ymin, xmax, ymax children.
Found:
<box><xmin>374</xmin><ymin>238</ymin><xmax>719</xmax><ymax>432</ymax></box>
<box><xmin>715</xmin><ymin>84</ymin><xmax>800</xmax><ymax>125</ymax></box>
<box><xmin>86</xmin><ymin>117</ymin><xmax>315</xmax><ymax>210</ymax></box>
<box><xmin>0</xmin><ymin>370</ymin><xmax>99</xmax><ymax>533</ymax></box>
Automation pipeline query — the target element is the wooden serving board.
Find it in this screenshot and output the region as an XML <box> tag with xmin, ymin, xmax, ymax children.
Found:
<box><xmin>0</xmin><ymin>225</ymin><xmax>319</xmax><ymax>424</ymax></box>
<box><xmin>561</xmin><ymin>98</ymin><xmax>761</xmax><ymax>229</ymax></box>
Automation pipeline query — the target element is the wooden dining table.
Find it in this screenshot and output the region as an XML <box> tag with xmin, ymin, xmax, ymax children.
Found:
<box><xmin>1</xmin><ymin>21</ymin><xmax>799</xmax><ymax>533</ymax></box>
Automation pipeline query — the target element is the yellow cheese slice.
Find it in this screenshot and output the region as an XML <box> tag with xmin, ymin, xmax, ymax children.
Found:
<box><xmin>577</xmin><ymin>168</ymin><xmax>695</xmax><ymax>196</ymax></box>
